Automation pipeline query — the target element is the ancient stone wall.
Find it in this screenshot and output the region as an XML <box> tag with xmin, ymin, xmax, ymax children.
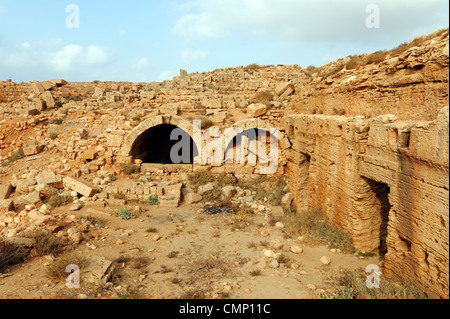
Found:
<box><xmin>285</xmin><ymin>107</ymin><xmax>449</xmax><ymax>298</ymax></box>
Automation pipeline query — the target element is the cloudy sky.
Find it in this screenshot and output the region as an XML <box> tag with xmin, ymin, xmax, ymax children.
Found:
<box><xmin>0</xmin><ymin>0</ymin><xmax>448</xmax><ymax>82</ymax></box>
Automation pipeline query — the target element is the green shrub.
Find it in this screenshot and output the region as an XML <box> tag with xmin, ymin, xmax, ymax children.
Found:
<box><xmin>148</xmin><ymin>196</ymin><xmax>160</xmax><ymax>206</ymax></box>
<box><xmin>116</xmin><ymin>207</ymin><xmax>135</xmax><ymax>220</ymax></box>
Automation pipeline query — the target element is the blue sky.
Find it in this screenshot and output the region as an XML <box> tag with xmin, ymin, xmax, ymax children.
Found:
<box><xmin>0</xmin><ymin>0</ymin><xmax>448</xmax><ymax>83</ymax></box>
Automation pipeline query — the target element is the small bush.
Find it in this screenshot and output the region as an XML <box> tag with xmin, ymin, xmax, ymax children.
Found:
<box><xmin>49</xmin><ymin>132</ymin><xmax>60</xmax><ymax>140</ymax></box>
<box><xmin>131</xmin><ymin>257</ymin><xmax>149</xmax><ymax>269</ymax></box>
<box><xmin>251</xmin><ymin>92</ymin><xmax>274</xmax><ymax>107</ymax></box>
<box><xmin>201</xmin><ymin>118</ymin><xmax>214</xmax><ymax>130</ymax></box>
<box><xmin>250</xmin><ymin>270</ymin><xmax>262</xmax><ymax>277</ymax></box>
<box><xmin>28</xmin><ymin>231</ymin><xmax>64</xmax><ymax>257</ymax></box>
<box><xmin>188</xmin><ymin>172</ymin><xmax>215</xmax><ymax>188</ymax></box>
<box><xmin>148</xmin><ymin>196</ymin><xmax>160</xmax><ymax>206</ymax></box>
<box><xmin>48</xmin><ymin>194</ymin><xmax>72</xmax><ymax>208</ymax></box>
<box><xmin>121</xmin><ymin>164</ymin><xmax>141</xmax><ymax>175</ymax></box>
<box><xmin>244</xmin><ymin>63</ymin><xmax>263</xmax><ymax>74</ymax></box>
<box><xmin>318</xmin><ymin>268</ymin><xmax>437</xmax><ymax>299</ymax></box>
<box><xmin>2</xmin><ymin>149</ymin><xmax>25</xmax><ymax>166</ymax></box>
<box><xmin>146</xmin><ymin>227</ymin><xmax>158</xmax><ymax>233</ymax></box>
<box><xmin>216</xmin><ymin>173</ymin><xmax>238</xmax><ymax>186</ymax></box>
<box><xmin>0</xmin><ymin>239</ymin><xmax>28</xmax><ymax>272</ymax></box>
<box><xmin>115</xmin><ymin>207</ymin><xmax>135</xmax><ymax>220</ymax></box>
<box><xmin>46</xmin><ymin>253</ymin><xmax>85</xmax><ymax>280</ymax></box>
<box><xmin>51</xmin><ymin>118</ymin><xmax>63</xmax><ymax>125</ymax></box>
<box><xmin>367</xmin><ymin>51</ymin><xmax>389</xmax><ymax>64</ymax></box>
<box><xmin>283</xmin><ymin>209</ymin><xmax>355</xmax><ymax>254</ymax></box>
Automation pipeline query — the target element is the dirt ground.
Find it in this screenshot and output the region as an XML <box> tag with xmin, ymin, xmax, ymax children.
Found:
<box><xmin>0</xmin><ymin>198</ymin><xmax>379</xmax><ymax>300</ymax></box>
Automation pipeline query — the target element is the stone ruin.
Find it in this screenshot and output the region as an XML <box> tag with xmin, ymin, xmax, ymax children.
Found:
<box><xmin>0</xmin><ymin>29</ymin><xmax>448</xmax><ymax>298</ymax></box>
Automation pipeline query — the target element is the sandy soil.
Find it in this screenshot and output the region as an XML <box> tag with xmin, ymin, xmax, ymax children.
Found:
<box><xmin>0</xmin><ymin>198</ymin><xmax>379</xmax><ymax>299</ymax></box>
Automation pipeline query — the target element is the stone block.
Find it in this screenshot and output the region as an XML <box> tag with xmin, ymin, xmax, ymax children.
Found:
<box><xmin>31</xmin><ymin>81</ymin><xmax>45</xmax><ymax>95</ymax></box>
<box><xmin>36</xmin><ymin>170</ymin><xmax>63</xmax><ymax>188</ymax></box>
<box><xmin>248</xmin><ymin>103</ymin><xmax>267</xmax><ymax>118</ymax></box>
<box><xmin>63</xmin><ymin>177</ymin><xmax>99</xmax><ymax>197</ymax></box>
<box><xmin>23</xmin><ymin>191</ymin><xmax>41</xmax><ymax>205</ymax></box>
<box><xmin>106</xmin><ymin>135</ymin><xmax>123</xmax><ymax>148</ymax></box>
<box><xmin>42</xmin><ymin>91</ymin><xmax>56</xmax><ymax>108</ymax></box>
<box><xmin>23</xmin><ymin>144</ymin><xmax>44</xmax><ymax>156</ymax></box>
<box><xmin>0</xmin><ymin>199</ymin><xmax>14</xmax><ymax>213</ymax></box>
<box><xmin>0</xmin><ymin>183</ymin><xmax>12</xmax><ymax>200</ymax></box>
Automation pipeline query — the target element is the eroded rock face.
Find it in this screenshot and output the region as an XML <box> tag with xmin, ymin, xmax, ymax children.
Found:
<box><xmin>285</xmin><ymin>106</ymin><xmax>449</xmax><ymax>298</ymax></box>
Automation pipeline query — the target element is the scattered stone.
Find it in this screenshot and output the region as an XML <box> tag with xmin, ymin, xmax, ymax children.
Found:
<box><xmin>261</xmin><ymin>230</ymin><xmax>269</xmax><ymax>237</ymax></box>
<box><xmin>153</xmin><ymin>234</ymin><xmax>162</xmax><ymax>241</ymax></box>
<box><xmin>264</xmin><ymin>250</ymin><xmax>275</xmax><ymax>258</ymax></box>
<box><xmin>198</xmin><ymin>183</ymin><xmax>215</xmax><ymax>195</ymax></box>
<box><xmin>116</xmin><ymin>239</ymin><xmax>124</xmax><ymax>245</ymax></box>
<box><xmin>0</xmin><ymin>183</ymin><xmax>12</xmax><ymax>200</ymax></box>
<box><xmin>321</xmin><ymin>256</ymin><xmax>331</xmax><ymax>265</ymax></box>
<box><xmin>307</xmin><ymin>284</ymin><xmax>316</xmax><ymax>290</ymax></box>
<box><xmin>69</xmin><ymin>202</ymin><xmax>83</xmax><ymax>211</ymax></box>
<box><xmin>275</xmin><ymin>222</ymin><xmax>284</xmax><ymax>229</ymax></box>
<box><xmin>273</xmin><ymin>243</ymin><xmax>283</xmax><ymax>251</ymax></box>
<box><xmin>63</xmin><ymin>177</ymin><xmax>99</xmax><ymax>197</ymax></box>
<box><xmin>184</xmin><ymin>193</ymin><xmax>203</xmax><ymax>204</ymax></box>
<box><xmin>248</xmin><ymin>103</ymin><xmax>267</xmax><ymax>117</ymax></box>
<box><xmin>269</xmin><ymin>260</ymin><xmax>279</xmax><ymax>268</ymax></box>
<box><xmin>290</xmin><ymin>245</ymin><xmax>303</xmax><ymax>254</ymax></box>
<box><xmin>0</xmin><ymin>199</ymin><xmax>14</xmax><ymax>213</ymax></box>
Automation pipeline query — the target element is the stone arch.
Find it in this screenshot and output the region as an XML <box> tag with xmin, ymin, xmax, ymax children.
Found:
<box><xmin>122</xmin><ymin>115</ymin><xmax>202</xmax><ymax>163</ymax></box>
<box><xmin>223</xmin><ymin>119</ymin><xmax>282</xmax><ymax>164</ymax></box>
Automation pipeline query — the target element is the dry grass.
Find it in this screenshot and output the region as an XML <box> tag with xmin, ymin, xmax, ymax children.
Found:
<box><xmin>26</xmin><ymin>230</ymin><xmax>65</xmax><ymax>257</ymax></box>
<box><xmin>1</xmin><ymin>149</ymin><xmax>25</xmax><ymax>166</ymax></box>
<box><xmin>237</xmin><ymin>175</ymin><xmax>286</xmax><ymax>206</ymax></box>
<box><xmin>283</xmin><ymin>209</ymin><xmax>355</xmax><ymax>254</ymax></box>
<box><xmin>244</xmin><ymin>63</ymin><xmax>263</xmax><ymax>75</ymax></box>
<box><xmin>121</xmin><ymin>164</ymin><xmax>141</xmax><ymax>175</ymax></box>
<box><xmin>46</xmin><ymin>253</ymin><xmax>85</xmax><ymax>280</ymax></box>
<box><xmin>48</xmin><ymin>194</ymin><xmax>72</xmax><ymax>208</ymax></box>
<box><xmin>251</xmin><ymin>91</ymin><xmax>274</xmax><ymax>107</ymax></box>
<box><xmin>0</xmin><ymin>239</ymin><xmax>28</xmax><ymax>272</ymax></box>
<box><xmin>188</xmin><ymin>172</ymin><xmax>215</xmax><ymax>190</ymax></box>
<box><xmin>317</xmin><ymin>268</ymin><xmax>438</xmax><ymax>299</ymax></box>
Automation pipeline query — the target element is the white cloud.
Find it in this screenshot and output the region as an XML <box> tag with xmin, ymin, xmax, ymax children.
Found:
<box><xmin>173</xmin><ymin>0</ymin><xmax>449</xmax><ymax>44</ymax></box>
<box><xmin>0</xmin><ymin>41</ymin><xmax>112</xmax><ymax>80</ymax></box>
<box><xmin>19</xmin><ymin>42</ymin><xmax>31</xmax><ymax>49</ymax></box>
<box><xmin>51</xmin><ymin>44</ymin><xmax>110</xmax><ymax>72</ymax></box>
<box><xmin>181</xmin><ymin>49</ymin><xmax>209</xmax><ymax>63</ymax></box>
<box><xmin>85</xmin><ymin>45</ymin><xmax>110</xmax><ymax>65</ymax></box>
<box><xmin>157</xmin><ymin>70</ymin><xmax>173</xmax><ymax>82</ymax></box>
<box><xmin>131</xmin><ymin>57</ymin><xmax>150</xmax><ymax>70</ymax></box>
<box><xmin>53</xmin><ymin>44</ymin><xmax>83</xmax><ymax>72</ymax></box>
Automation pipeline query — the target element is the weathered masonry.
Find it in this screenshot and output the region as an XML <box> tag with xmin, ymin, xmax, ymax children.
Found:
<box><xmin>285</xmin><ymin>106</ymin><xmax>449</xmax><ymax>298</ymax></box>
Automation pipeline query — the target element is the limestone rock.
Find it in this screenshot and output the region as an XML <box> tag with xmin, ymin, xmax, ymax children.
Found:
<box><xmin>247</xmin><ymin>103</ymin><xmax>267</xmax><ymax>118</ymax></box>
<box><xmin>63</xmin><ymin>177</ymin><xmax>99</xmax><ymax>198</ymax></box>
<box><xmin>185</xmin><ymin>193</ymin><xmax>203</xmax><ymax>204</ymax></box>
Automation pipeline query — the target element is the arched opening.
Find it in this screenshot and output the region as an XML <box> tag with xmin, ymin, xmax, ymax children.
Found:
<box><xmin>130</xmin><ymin>124</ymin><xmax>199</xmax><ymax>164</ymax></box>
<box><xmin>224</xmin><ymin>128</ymin><xmax>278</xmax><ymax>164</ymax></box>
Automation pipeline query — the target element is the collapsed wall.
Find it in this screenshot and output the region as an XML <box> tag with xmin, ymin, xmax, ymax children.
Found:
<box><xmin>285</xmin><ymin>106</ymin><xmax>449</xmax><ymax>298</ymax></box>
